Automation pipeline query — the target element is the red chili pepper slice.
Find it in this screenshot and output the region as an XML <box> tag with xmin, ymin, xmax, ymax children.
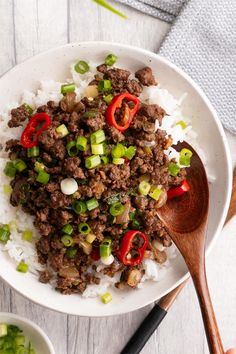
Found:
<box><xmin>106</xmin><ymin>93</ymin><xmax>140</xmax><ymax>132</ymax></box>
<box><xmin>167</xmin><ymin>180</ymin><xmax>190</xmax><ymax>199</ymax></box>
<box><xmin>20</xmin><ymin>112</ymin><xmax>51</xmax><ymax>148</ymax></box>
<box><xmin>117</xmin><ymin>230</ymin><xmax>148</xmax><ymax>266</ymax></box>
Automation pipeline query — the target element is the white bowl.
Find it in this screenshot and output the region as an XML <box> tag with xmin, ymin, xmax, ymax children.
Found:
<box><xmin>0</xmin><ymin>42</ymin><xmax>232</xmax><ymax>317</ymax></box>
<box><xmin>0</xmin><ymin>312</ymin><xmax>55</xmax><ymax>354</ymax></box>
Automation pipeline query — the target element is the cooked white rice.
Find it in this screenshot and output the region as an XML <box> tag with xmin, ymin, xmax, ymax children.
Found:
<box><xmin>0</xmin><ymin>62</ymin><xmax>205</xmax><ymax>298</ymax></box>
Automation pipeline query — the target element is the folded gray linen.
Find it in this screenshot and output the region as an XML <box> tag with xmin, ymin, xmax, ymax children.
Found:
<box><xmin>116</xmin><ymin>0</ymin><xmax>236</xmax><ymax>134</ymax></box>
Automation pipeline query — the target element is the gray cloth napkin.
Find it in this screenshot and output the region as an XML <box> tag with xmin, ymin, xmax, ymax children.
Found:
<box><xmin>116</xmin><ymin>0</ymin><xmax>236</xmax><ymax>134</ymax></box>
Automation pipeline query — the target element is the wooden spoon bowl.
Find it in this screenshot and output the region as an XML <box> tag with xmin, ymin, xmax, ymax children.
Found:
<box><xmin>157</xmin><ymin>141</ymin><xmax>224</xmax><ymax>354</ymax></box>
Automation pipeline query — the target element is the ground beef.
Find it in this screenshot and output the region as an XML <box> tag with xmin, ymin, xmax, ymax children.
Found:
<box><xmin>135</xmin><ymin>67</ymin><xmax>157</xmax><ymax>86</ymax></box>
<box><xmin>8</xmin><ymin>105</ymin><xmax>30</xmax><ymax>128</ymax></box>
<box><xmin>5</xmin><ymin>63</ymin><xmax>187</xmax><ymax>294</ymax></box>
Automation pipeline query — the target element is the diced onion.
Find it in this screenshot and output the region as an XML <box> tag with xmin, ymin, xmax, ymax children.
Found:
<box><xmin>60</xmin><ymin>178</ymin><xmax>78</xmax><ymax>195</ymax></box>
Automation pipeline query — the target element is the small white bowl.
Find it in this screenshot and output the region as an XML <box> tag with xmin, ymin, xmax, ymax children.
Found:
<box><xmin>0</xmin><ymin>312</ymin><xmax>55</xmax><ymax>354</ymax></box>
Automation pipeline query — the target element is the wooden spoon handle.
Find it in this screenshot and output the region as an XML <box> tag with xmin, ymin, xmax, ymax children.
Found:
<box><xmin>190</xmin><ymin>263</ymin><xmax>224</xmax><ymax>354</ymax></box>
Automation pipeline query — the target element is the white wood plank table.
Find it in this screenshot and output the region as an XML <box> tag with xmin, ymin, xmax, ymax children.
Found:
<box><xmin>0</xmin><ymin>1</ymin><xmax>236</xmax><ymax>353</ymax></box>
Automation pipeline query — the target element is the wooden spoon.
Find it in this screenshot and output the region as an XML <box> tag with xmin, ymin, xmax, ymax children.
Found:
<box><xmin>156</xmin><ymin>141</ymin><xmax>224</xmax><ymax>354</ymax></box>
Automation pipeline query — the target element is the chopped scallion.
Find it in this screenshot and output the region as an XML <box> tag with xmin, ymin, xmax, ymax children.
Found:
<box><xmin>34</xmin><ymin>161</ymin><xmax>45</xmax><ymax>173</ymax></box>
<box><xmin>91</xmin><ymin>143</ymin><xmax>104</xmax><ymax>155</ymax></box>
<box><xmin>105</xmin><ymin>53</ymin><xmax>117</xmax><ymax>66</ymax></box>
<box><xmin>72</xmin><ymin>200</ymin><xmax>87</xmax><ymax>214</ymax></box>
<box><xmin>113</xmin><ymin>157</ymin><xmax>125</xmax><ymax>165</ymax></box>
<box><xmin>22</xmin><ymin>230</ymin><xmax>33</xmax><ymax>242</ymax></box>
<box><xmin>109</xmin><ymin>202</ymin><xmax>124</xmax><ymax>216</ymax></box>
<box><xmin>62</xmin><ymin>223</ymin><xmax>73</xmax><ymax>235</ymax></box>
<box><xmin>179</xmin><ymin>148</ymin><xmax>193</xmax><ymax>166</ymax></box>
<box><xmin>27</xmin><ymin>146</ymin><xmax>39</xmax><ymax>157</ymax></box>
<box><xmin>74</xmin><ymin>60</ymin><xmax>90</xmax><ymax>74</ymax></box>
<box><xmin>138</xmin><ymin>181</ymin><xmax>151</xmax><ymax>195</ymax></box>
<box><xmin>56</xmin><ymin>124</ymin><xmax>69</xmax><ymax>137</ymax></box>
<box><xmin>97</xmin><ymin>79</ymin><xmax>112</xmax><ymax>92</ymax></box>
<box><xmin>125</xmin><ymin>146</ymin><xmax>136</xmax><ymax>160</ymax></box>
<box><xmin>66</xmin><ymin>140</ymin><xmax>78</xmax><ymax>156</ymax></box>
<box><xmin>78</xmin><ymin>222</ymin><xmax>91</xmax><ymax>235</ymax></box>
<box><xmin>101</xmin><ymin>156</ymin><xmax>109</xmax><ymax>164</ymax></box>
<box><xmin>61</xmin><ymin>235</ymin><xmax>73</xmax><ymax>247</ymax></box>
<box><xmin>14</xmin><ymin>159</ymin><xmax>27</xmax><ymax>172</ymax></box>
<box><xmin>76</xmin><ymin>136</ymin><xmax>87</xmax><ymax>151</ymax></box>
<box><xmin>61</xmin><ymin>83</ymin><xmax>76</xmax><ymax>94</ymax></box>
<box><xmin>101</xmin><ymin>292</ymin><xmax>112</xmax><ymax>304</ymax></box>
<box><xmin>66</xmin><ymin>247</ymin><xmax>77</xmax><ymax>258</ymax></box>
<box><xmin>103</xmin><ymin>94</ymin><xmax>113</xmax><ymax>104</ymax></box>
<box><xmin>3</xmin><ymin>184</ymin><xmax>12</xmax><ymax>194</ymax></box>
<box><xmin>85</xmin><ymin>155</ymin><xmax>101</xmax><ymax>169</ymax></box>
<box><xmin>86</xmin><ymin>233</ymin><xmax>96</xmax><ymax>244</ymax></box>
<box><xmin>23</xmin><ymin>103</ymin><xmax>34</xmax><ymax>115</ymax></box>
<box><xmin>90</xmin><ymin>129</ymin><xmax>106</xmax><ymax>144</ymax></box>
<box><xmin>86</xmin><ymin>198</ymin><xmax>99</xmax><ymax>211</ymax></box>
<box><xmin>4</xmin><ymin>161</ymin><xmax>16</xmax><ymax>177</ymax></box>
<box><xmin>100</xmin><ymin>239</ymin><xmax>111</xmax><ymax>258</ymax></box>
<box><xmin>83</xmin><ymin>111</ymin><xmax>98</xmax><ymax>118</ymax></box>
<box><xmin>168</xmin><ymin>162</ymin><xmax>180</xmax><ymax>176</ymax></box>
<box><xmin>176</xmin><ymin>120</ymin><xmax>187</xmax><ymax>129</ymax></box>
<box><xmin>36</xmin><ymin>170</ymin><xmax>50</xmax><ymax>184</ymax></box>
<box><xmin>17</xmin><ymin>262</ymin><xmax>28</xmax><ymax>273</ymax></box>
<box><xmin>0</xmin><ymin>225</ymin><xmax>10</xmax><ymax>243</ymax></box>
<box><xmin>111</xmin><ymin>143</ymin><xmax>126</xmax><ymax>158</ymax></box>
<box><xmin>149</xmin><ymin>187</ymin><xmax>162</xmax><ymax>201</ymax></box>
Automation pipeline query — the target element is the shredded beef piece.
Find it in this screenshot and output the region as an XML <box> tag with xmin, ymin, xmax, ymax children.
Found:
<box><xmin>60</xmin><ymin>92</ymin><xmax>76</xmax><ymax>113</ymax></box>
<box><xmin>63</xmin><ymin>157</ymin><xmax>85</xmax><ymax>178</ymax></box>
<box><xmin>97</xmin><ymin>64</ymin><xmax>107</xmax><ymax>73</ymax></box>
<box><xmin>38</xmin><ymin>126</ymin><xmax>57</xmax><ymax>150</ymax></box>
<box><xmin>45</xmin><ymin>181</ymin><xmax>60</xmax><ymax>193</ymax></box>
<box><xmin>42</xmin><ymin>152</ymin><xmax>53</xmax><ymax>163</ymax></box>
<box><xmin>36</xmin><ymin>208</ymin><xmax>49</xmax><ymax>222</ymax></box>
<box><xmin>50</xmin><ymin>191</ymin><xmax>72</xmax><ymax>208</ymax></box>
<box><xmin>135</xmin><ymin>67</ymin><xmax>157</xmax><ymax>86</ymax></box>
<box><xmin>10</xmin><ymin>176</ymin><xmax>29</xmax><ymax>207</ymax></box>
<box><xmin>106</xmin><ymin>125</ymin><xmax>125</xmax><ymax>143</ymax></box>
<box><xmin>126</xmin><ymin>79</ymin><xmax>142</xmax><ymax>96</ymax></box>
<box><xmin>105</xmin><ymin>68</ymin><xmax>130</xmax><ymax>91</ymax></box>
<box><xmin>36</xmin><ymin>237</ymin><xmax>50</xmax><ymax>255</ymax></box>
<box><xmin>8</xmin><ymin>105</ymin><xmax>30</xmax><ymax>128</ymax></box>
<box><xmin>48</xmin><ymin>250</ymin><xmax>65</xmax><ymax>271</ymax></box>
<box><xmin>85</xmin><ymin>113</ymin><xmax>106</xmax><ymax>132</ymax></box>
<box><xmin>138</xmin><ymin>104</ymin><xmax>166</xmax><ymax>123</ymax></box>
<box><xmin>39</xmin><ymin>270</ymin><xmax>51</xmax><ymax>283</ymax></box>
<box><xmin>133</xmin><ymin>195</ymin><xmax>148</xmax><ymax>210</ymax></box>
<box><xmin>34</xmin><ymin>220</ymin><xmax>54</xmax><ymax>236</ymax></box>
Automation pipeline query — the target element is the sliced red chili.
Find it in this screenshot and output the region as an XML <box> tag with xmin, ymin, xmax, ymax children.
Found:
<box><xmin>20</xmin><ymin>112</ymin><xmax>51</xmax><ymax>148</ymax></box>
<box><xmin>106</xmin><ymin>93</ymin><xmax>140</xmax><ymax>132</ymax></box>
<box><xmin>117</xmin><ymin>230</ymin><xmax>148</xmax><ymax>266</ymax></box>
<box><xmin>167</xmin><ymin>180</ymin><xmax>190</xmax><ymax>199</ymax></box>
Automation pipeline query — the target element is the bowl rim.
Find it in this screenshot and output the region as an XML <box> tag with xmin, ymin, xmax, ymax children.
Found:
<box><xmin>0</xmin><ymin>312</ymin><xmax>55</xmax><ymax>353</ymax></box>
<box><xmin>0</xmin><ymin>41</ymin><xmax>233</xmax><ymax>317</ymax></box>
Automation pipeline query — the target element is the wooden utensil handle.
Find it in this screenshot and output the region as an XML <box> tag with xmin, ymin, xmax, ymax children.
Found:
<box><xmin>191</xmin><ymin>264</ymin><xmax>224</xmax><ymax>354</ymax></box>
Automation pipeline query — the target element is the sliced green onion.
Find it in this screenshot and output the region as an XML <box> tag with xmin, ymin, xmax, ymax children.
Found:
<box><xmin>78</xmin><ymin>222</ymin><xmax>91</xmax><ymax>235</ymax></box>
<box><xmin>138</xmin><ymin>181</ymin><xmax>151</xmax><ymax>195</ymax></box>
<box><xmin>86</xmin><ymin>233</ymin><xmax>96</xmax><ymax>243</ymax></box>
<box><xmin>103</xmin><ymin>94</ymin><xmax>113</xmax><ymax>104</ymax></box>
<box><xmin>36</xmin><ymin>170</ymin><xmax>50</xmax><ymax>184</ymax></box>
<box><xmin>76</xmin><ymin>136</ymin><xmax>87</xmax><ymax>151</ymax></box>
<box><xmin>109</xmin><ymin>202</ymin><xmax>124</xmax><ymax>216</ymax></box>
<box><xmin>66</xmin><ymin>140</ymin><xmax>78</xmax><ymax>156</ymax></box>
<box><xmin>176</xmin><ymin>120</ymin><xmax>187</xmax><ymax>129</ymax></box>
<box><xmin>100</xmin><ymin>239</ymin><xmax>111</xmax><ymax>258</ymax></box>
<box><xmin>91</xmin><ymin>143</ymin><xmax>104</xmax><ymax>155</ymax></box>
<box><xmin>101</xmin><ymin>156</ymin><xmax>109</xmax><ymax>164</ymax></box>
<box><xmin>93</xmin><ymin>0</ymin><xmax>127</xmax><ymax>19</ymax></box>
<box><xmin>0</xmin><ymin>225</ymin><xmax>10</xmax><ymax>243</ymax></box>
<box><xmin>66</xmin><ymin>247</ymin><xmax>77</xmax><ymax>258</ymax></box>
<box><xmin>61</xmin><ymin>235</ymin><xmax>73</xmax><ymax>247</ymax></box>
<box><xmin>14</xmin><ymin>159</ymin><xmax>27</xmax><ymax>172</ymax></box>
<box><xmin>101</xmin><ymin>291</ymin><xmax>112</xmax><ymax>304</ymax></box>
<box><xmin>74</xmin><ymin>60</ymin><xmax>90</xmax><ymax>74</ymax></box>
<box><xmin>179</xmin><ymin>148</ymin><xmax>193</xmax><ymax>166</ymax></box>
<box><xmin>56</xmin><ymin>124</ymin><xmax>69</xmax><ymax>137</ymax></box>
<box><xmin>72</xmin><ymin>200</ymin><xmax>87</xmax><ymax>214</ymax></box>
<box><xmin>111</xmin><ymin>143</ymin><xmax>126</xmax><ymax>158</ymax></box>
<box><xmin>3</xmin><ymin>184</ymin><xmax>12</xmax><ymax>194</ymax></box>
<box><xmin>97</xmin><ymin>79</ymin><xmax>112</xmax><ymax>92</ymax></box>
<box><xmin>86</xmin><ymin>198</ymin><xmax>99</xmax><ymax>211</ymax></box>
<box><xmin>14</xmin><ymin>335</ymin><xmax>25</xmax><ymax>346</ymax></box>
<box><xmin>113</xmin><ymin>157</ymin><xmax>125</xmax><ymax>165</ymax></box>
<box><xmin>105</xmin><ymin>53</ymin><xmax>117</xmax><ymax>66</ymax></box>
<box><xmin>4</xmin><ymin>161</ymin><xmax>16</xmax><ymax>177</ymax></box>
<box><xmin>90</xmin><ymin>129</ymin><xmax>106</xmax><ymax>144</ymax></box>
<box><xmin>132</xmin><ymin>219</ymin><xmax>140</xmax><ymax>229</ymax></box>
<box><xmin>83</xmin><ymin>111</ymin><xmax>98</xmax><ymax>118</ymax></box>
<box><xmin>103</xmin><ymin>143</ymin><xmax>109</xmax><ymax>155</ymax></box>
<box><xmin>149</xmin><ymin>187</ymin><xmax>162</xmax><ymax>201</ymax></box>
<box><xmin>22</xmin><ymin>230</ymin><xmax>33</xmax><ymax>242</ymax></box>
<box><xmin>34</xmin><ymin>161</ymin><xmax>45</xmax><ymax>172</ymax></box>
<box><xmin>125</xmin><ymin>146</ymin><xmax>136</xmax><ymax>160</ymax></box>
<box><xmin>23</xmin><ymin>103</ymin><xmax>34</xmax><ymax>115</ymax></box>
<box><xmin>17</xmin><ymin>262</ymin><xmax>28</xmax><ymax>273</ymax></box>
<box><xmin>168</xmin><ymin>162</ymin><xmax>180</xmax><ymax>176</ymax></box>
<box><xmin>129</xmin><ymin>211</ymin><xmax>136</xmax><ymax>220</ymax></box>
<box><xmin>62</xmin><ymin>223</ymin><xmax>73</xmax><ymax>235</ymax></box>
<box><xmin>27</xmin><ymin>146</ymin><xmax>39</xmax><ymax>157</ymax></box>
<box><xmin>85</xmin><ymin>155</ymin><xmax>101</xmax><ymax>169</ymax></box>
<box><xmin>61</xmin><ymin>83</ymin><xmax>76</xmax><ymax>94</ymax></box>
